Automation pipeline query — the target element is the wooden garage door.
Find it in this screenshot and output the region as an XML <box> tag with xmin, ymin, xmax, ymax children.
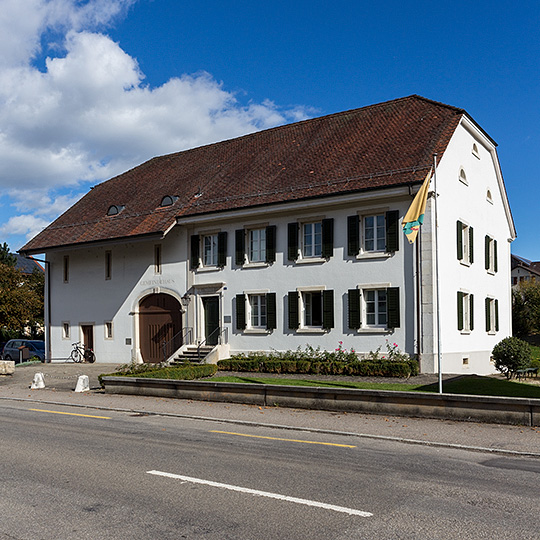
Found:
<box><xmin>139</xmin><ymin>294</ymin><xmax>182</xmax><ymax>363</ymax></box>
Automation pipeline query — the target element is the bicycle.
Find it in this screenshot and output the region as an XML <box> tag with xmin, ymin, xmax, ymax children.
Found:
<box><xmin>69</xmin><ymin>342</ymin><xmax>95</xmax><ymax>363</ymax></box>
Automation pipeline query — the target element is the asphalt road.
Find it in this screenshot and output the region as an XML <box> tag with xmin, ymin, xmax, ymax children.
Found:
<box><xmin>1</xmin><ymin>399</ymin><xmax>539</xmax><ymax>539</ymax></box>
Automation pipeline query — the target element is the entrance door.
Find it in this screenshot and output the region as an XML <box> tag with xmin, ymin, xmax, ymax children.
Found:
<box><xmin>202</xmin><ymin>296</ymin><xmax>220</xmax><ymax>346</ymax></box>
<box><xmin>81</xmin><ymin>325</ymin><xmax>94</xmax><ymax>351</ymax></box>
<box><xmin>139</xmin><ymin>294</ymin><xmax>182</xmax><ymax>363</ymax></box>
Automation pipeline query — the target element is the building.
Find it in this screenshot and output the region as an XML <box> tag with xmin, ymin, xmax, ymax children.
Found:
<box><xmin>511</xmin><ymin>254</ymin><xmax>540</xmax><ymax>287</ymax></box>
<box><xmin>20</xmin><ymin>95</ymin><xmax>516</xmax><ymax>374</ymax></box>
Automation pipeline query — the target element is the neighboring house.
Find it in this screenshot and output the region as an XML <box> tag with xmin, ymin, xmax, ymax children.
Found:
<box><xmin>20</xmin><ymin>95</ymin><xmax>516</xmax><ymax>374</ymax></box>
<box><xmin>511</xmin><ymin>254</ymin><xmax>540</xmax><ymax>287</ymax></box>
<box><xmin>14</xmin><ymin>254</ymin><xmax>44</xmax><ymax>275</ymax></box>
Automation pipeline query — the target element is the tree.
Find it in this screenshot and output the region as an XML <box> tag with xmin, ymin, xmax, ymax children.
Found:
<box><xmin>0</xmin><ymin>243</ymin><xmax>16</xmax><ymax>267</ymax></box>
<box><xmin>0</xmin><ymin>262</ymin><xmax>44</xmax><ymax>339</ymax></box>
<box><xmin>512</xmin><ymin>280</ymin><xmax>540</xmax><ymax>337</ymax></box>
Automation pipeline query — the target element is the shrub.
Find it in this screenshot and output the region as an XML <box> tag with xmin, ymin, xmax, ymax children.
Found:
<box><xmin>492</xmin><ymin>337</ymin><xmax>532</xmax><ymax>378</ymax></box>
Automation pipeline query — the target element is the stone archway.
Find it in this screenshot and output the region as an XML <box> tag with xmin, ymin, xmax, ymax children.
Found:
<box><xmin>139</xmin><ymin>293</ymin><xmax>182</xmax><ymax>363</ymax></box>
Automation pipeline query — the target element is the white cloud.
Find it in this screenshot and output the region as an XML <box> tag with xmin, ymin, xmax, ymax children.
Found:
<box><xmin>0</xmin><ymin>1</ymin><xmax>309</xmax><ymax>221</ymax></box>
<box><xmin>0</xmin><ymin>214</ymin><xmax>52</xmax><ymax>242</ymax></box>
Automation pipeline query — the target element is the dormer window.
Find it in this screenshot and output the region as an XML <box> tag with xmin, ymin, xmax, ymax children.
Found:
<box><xmin>160</xmin><ymin>195</ymin><xmax>178</xmax><ymax>207</ymax></box>
<box><xmin>458</xmin><ymin>168</ymin><xmax>468</xmax><ymax>186</ymax></box>
<box><xmin>107</xmin><ymin>205</ymin><xmax>125</xmax><ymax>216</ymax></box>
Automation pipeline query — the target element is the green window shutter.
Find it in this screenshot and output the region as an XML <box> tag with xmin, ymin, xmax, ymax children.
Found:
<box><xmin>287</xmin><ymin>222</ymin><xmax>299</xmax><ymax>261</ymax></box>
<box><xmin>387</xmin><ymin>287</ymin><xmax>400</xmax><ymax>328</ymax></box>
<box><xmin>217</xmin><ymin>231</ymin><xmax>227</xmax><ymax>267</ymax></box>
<box><xmin>288</xmin><ymin>291</ymin><xmax>299</xmax><ymax>329</ymax></box>
<box><xmin>495</xmin><ymin>299</ymin><xmax>499</xmax><ymax>331</ymax></box>
<box><xmin>347</xmin><ymin>215</ymin><xmax>360</xmax><ymax>256</ymax></box>
<box><xmin>235</xmin><ymin>229</ymin><xmax>245</xmax><ymax>266</ymax></box>
<box><xmin>457</xmin><ymin>291</ymin><xmax>464</xmax><ymax>330</ymax></box>
<box><xmin>190</xmin><ymin>235</ymin><xmax>200</xmax><ymax>270</ymax></box>
<box><xmin>321</xmin><ymin>218</ymin><xmax>334</xmax><ymax>259</ymax></box>
<box><xmin>385</xmin><ymin>210</ymin><xmax>399</xmax><ymax>252</ymax></box>
<box><xmin>485</xmin><ymin>235</ymin><xmax>490</xmax><ymax>270</ymax></box>
<box><xmin>348</xmin><ymin>289</ymin><xmax>361</xmax><ymax>329</ymax></box>
<box><xmin>485</xmin><ymin>297</ymin><xmax>491</xmax><ymax>332</ymax></box>
<box><xmin>494</xmin><ymin>240</ymin><xmax>498</xmax><ymax>272</ymax></box>
<box><xmin>457</xmin><ymin>221</ymin><xmax>463</xmax><ymax>260</ymax></box>
<box><xmin>470</xmin><ymin>294</ymin><xmax>474</xmax><ymax>331</ymax></box>
<box><xmin>265</xmin><ymin>225</ymin><xmax>276</xmax><ymax>263</ymax></box>
<box><xmin>266</xmin><ymin>292</ymin><xmax>277</xmax><ymax>330</ymax></box>
<box><xmin>322</xmin><ymin>289</ymin><xmax>334</xmax><ymax>329</ymax></box>
<box><xmin>236</xmin><ymin>294</ymin><xmax>246</xmax><ymax>330</ymax></box>
<box><xmin>469</xmin><ymin>226</ymin><xmax>474</xmax><ymax>264</ymax></box>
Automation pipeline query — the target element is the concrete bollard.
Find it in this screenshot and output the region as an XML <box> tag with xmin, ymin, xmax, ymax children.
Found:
<box><xmin>0</xmin><ymin>360</ymin><xmax>15</xmax><ymax>375</ymax></box>
<box><xmin>74</xmin><ymin>375</ymin><xmax>90</xmax><ymax>392</ymax></box>
<box><xmin>31</xmin><ymin>372</ymin><xmax>45</xmax><ymax>389</ymax></box>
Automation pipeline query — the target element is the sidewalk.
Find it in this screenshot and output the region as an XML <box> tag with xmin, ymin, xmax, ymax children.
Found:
<box><xmin>1</xmin><ymin>362</ymin><xmax>539</xmax><ymax>456</ymax></box>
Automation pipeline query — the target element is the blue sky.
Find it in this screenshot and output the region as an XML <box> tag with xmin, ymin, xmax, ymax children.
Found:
<box><xmin>1</xmin><ymin>0</ymin><xmax>539</xmax><ymax>258</ymax></box>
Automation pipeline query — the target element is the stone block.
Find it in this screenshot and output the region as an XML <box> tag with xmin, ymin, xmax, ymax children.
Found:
<box><xmin>0</xmin><ymin>360</ymin><xmax>15</xmax><ymax>375</ymax></box>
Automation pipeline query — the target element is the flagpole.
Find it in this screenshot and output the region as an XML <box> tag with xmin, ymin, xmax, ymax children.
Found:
<box><xmin>433</xmin><ymin>153</ymin><xmax>443</xmax><ymax>393</ymax></box>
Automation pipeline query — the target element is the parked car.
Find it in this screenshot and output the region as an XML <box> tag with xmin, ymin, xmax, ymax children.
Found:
<box><xmin>2</xmin><ymin>340</ymin><xmax>45</xmax><ymax>363</ymax></box>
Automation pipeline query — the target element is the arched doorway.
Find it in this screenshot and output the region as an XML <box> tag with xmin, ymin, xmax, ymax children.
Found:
<box><xmin>139</xmin><ymin>293</ymin><xmax>182</xmax><ymax>363</ymax></box>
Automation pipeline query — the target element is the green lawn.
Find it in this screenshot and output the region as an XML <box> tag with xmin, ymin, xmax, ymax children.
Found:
<box><xmin>209</xmin><ymin>375</ymin><xmax>540</xmax><ymax>399</ymax></box>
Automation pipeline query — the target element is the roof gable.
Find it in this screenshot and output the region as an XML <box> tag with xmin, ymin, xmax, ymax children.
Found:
<box><xmin>22</xmin><ymin>95</ymin><xmax>464</xmax><ymax>253</ymax></box>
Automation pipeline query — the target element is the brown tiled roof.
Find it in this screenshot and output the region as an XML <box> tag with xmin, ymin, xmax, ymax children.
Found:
<box><xmin>22</xmin><ymin>95</ymin><xmax>465</xmax><ymax>253</ymax></box>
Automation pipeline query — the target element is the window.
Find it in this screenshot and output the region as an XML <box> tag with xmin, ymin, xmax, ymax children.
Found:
<box><xmin>347</xmin><ymin>210</ymin><xmax>399</xmax><ymax>256</ymax></box>
<box><xmin>364</xmin><ymin>215</ymin><xmax>386</xmax><ymax>252</ymax></box>
<box><xmin>457</xmin><ymin>291</ymin><xmax>474</xmax><ymax>332</ymax></box>
<box><xmin>63</xmin><ymin>255</ymin><xmax>69</xmax><ymax>283</ymax></box>
<box><xmin>154</xmin><ymin>244</ymin><xmax>161</xmax><ymax>274</ymax></box>
<box><xmin>235</xmin><ymin>226</ymin><xmax>276</xmax><ymax>266</ymax></box>
<box><xmin>485</xmin><ymin>297</ymin><xmax>499</xmax><ymax>333</ymax></box>
<box><xmin>472</xmin><ymin>143</ymin><xmax>480</xmax><ymax>158</ymax></box>
<box><xmin>288</xmin><ymin>289</ymin><xmax>334</xmax><ymax>330</ymax></box>
<box><xmin>203</xmin><ymin>234</ymin><xmax>218</xmax><ymax>266</ymax></box>
<box><xmin>287</xmin><ymin>219</ymin><xmax>333</xmax><ymax>261</ymax></box>
<box><xmin>105</xmin><ymin>250</ymin><xmax>112</xmax><ymax>280</ymax></box>
<box><xmin>105</xmin><ymin>321</ymin><xmax>113</xmax><ymax>339</ymax></box>
<box><xmin>62</xmin><ymin>322</ymin><xmax>70</xmax><ymax>339</ymax></box>
<box><xmin>485</xmin><ymin>236</ymin><xmax>498</xmax><ymax>273</ymax></box>
<box><xmin>160</xmin><ymin>195</ymin><xmax>177</xmax><ymax>207</ymax></box>
<box><xmin>486</xmin><ymin>189</ymin><xmax>493</xmax><ymax>204</ymax></box>
<box><xmin>303</xmin><ymin>222</ymin><xmax>322</xmax><ymax>258</ymax></box>
<box><xmin>191</xmin><ymin>232</ymin><xmax>227</xmax><ymax>269</ymax></box>
<box><xmin>107</xmin><ymin>204</ymin><xmax>124</xmax><ymax>216</ymax></box>
<box><xmin>459</xmin><ymin>168</ymin><xmax>468</xmax><ymax>186</ymax></box>
<box><xmin>348</xmin><ymin>287</ymin><xmax>400</xmax><ymax>330</ymax></box>
<box><xmin>236</xmin><ymin>292</ymin><xmax>276</xmax><ymax>331</ymax></box>
<box><xmin>457</xmin><ymin>221</ymin><xmax>474</xmax><ymax>265</ymax></box>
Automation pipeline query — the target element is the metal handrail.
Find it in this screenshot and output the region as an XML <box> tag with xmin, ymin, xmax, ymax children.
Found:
<box><xmin>196</xmin><ymin>327</ymin><xmax>228</xmax><ymax>360</ymax></box>
<box><xmin>162</xmin><ymin>327</ymin><xmax>193</xmax><ymax>361</ymax></box>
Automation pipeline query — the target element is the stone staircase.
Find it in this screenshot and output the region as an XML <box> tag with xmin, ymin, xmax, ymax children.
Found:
<box><xmin>170</xmin><ymin>345</ymin><xmax>214</xmax><ymax>365</ymax></box>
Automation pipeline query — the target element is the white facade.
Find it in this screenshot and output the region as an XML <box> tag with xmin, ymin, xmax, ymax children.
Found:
<box><xmin>43</xmin><ymin>117</ymin><xmax>513</xmax><ymax>375</ymax></box>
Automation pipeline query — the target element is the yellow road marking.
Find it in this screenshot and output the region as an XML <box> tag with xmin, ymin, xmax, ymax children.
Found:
<box><xmin>29</xmin><ymin>408</ymin><xmax>112</xmax><ymax>419</ymax></box>
<box><xmin>210</xmin><ymin>430</ymin><xmax>355</xmax><ymax>448</ymax></box>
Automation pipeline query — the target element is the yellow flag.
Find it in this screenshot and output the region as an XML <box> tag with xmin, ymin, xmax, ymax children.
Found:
<box><xmin>402</xmin><ymin>170</ymin><xmax>432</xmax><ymax>244</ymax></box>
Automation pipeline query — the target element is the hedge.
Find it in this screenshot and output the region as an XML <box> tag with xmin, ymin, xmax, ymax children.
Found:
<box><xmin>217</xmin><ymin>357</ymin><xmax>418</xmax><ymax>377</ymax></box>
<box><xmin>99</xmin><ymin>363</ymin><xmax>217</xmax><ymax>387</ymax></box>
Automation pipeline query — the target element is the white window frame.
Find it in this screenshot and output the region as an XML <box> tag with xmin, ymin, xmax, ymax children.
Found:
<box><xmin>203</xmin><ymin>234</ymin><xmax>218</xmax><ymax>267</ymax></box>
<box><xmin>486</xmin><ymin>235</ymin><xmax>496</xmax><ymax>274</ymax></box>
<box><xmin>296</xmin><ymin>285</ymin><xmax>326</xmax><ymax>332</ymax></box>
<box><xmin>362</xmin><ymin>214</ymin><xmax>386</xmax><ymax>253</ymax></box>
<box><xmin>248</xmin><ymin>294</ymin><xmax>267</xmax><ymax>329</ymax></box>
<box><xmin>459</xmin><ymin>221</ymin><xmax>472</xmax><ymax>266</ymax></box>
<box><xmin>62</xmin><ymin>322</ymin><xmax>70</xmax><ymax>340</ymax></box>
<box><xmin>104</xmin><ymin>321</ymin><xmax>113</xmax><ymax>340</ymax></box>
<box><xmin>363</xmin><ymin>288</ymin><xmax>388</xmax><ymax>328</ymax></box>
<box><xmin>486</xmin><ymin>297</ymin><xmax>498</xmax><ymax>334</ymax></box>
<box><xmin>248</xmin><ymin>228</ymin><xmax>266</xmax><ymax>263</ymax></box>
<box><xmin>301</xmin><ymin>221</ymin><xmax>322</xmax><ymax>259</ymax></box>
<box><xmin>460</xmin><ymin>291</ymin><xmax>473</xmax><ymax>333</ymax></box>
